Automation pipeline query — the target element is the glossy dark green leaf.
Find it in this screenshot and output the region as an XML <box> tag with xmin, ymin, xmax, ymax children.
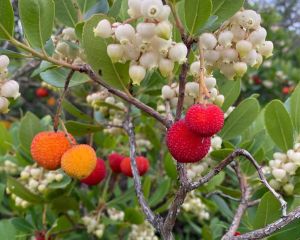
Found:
<box><xmin>11</xmin><ymin>218</ymin><xmax>34</xmax><ymax>234</ymax></box>
<box><xmin>164</xmin><ymin>153</ymin><xmax>178</xmax><ymax>180</ymax></box>
<box><xmin>65</xmin><ymin>121</ymin><xmax>103</xmax><ymax>136</ymax></box>
<box><xmin>290</xmin><ymin>83</ymin><xmax>300</xmax><ymax>134</ymax></box>
<box><xmin>210</xmin><ymin>149</ymin><xmax>234</xmax><ymax>161</ymax></box>
<box><xmin>212</xmin><ymin>0</ymin><xmax>244</xmax><ymax>25</ymax></box>
<box><xmin>54</xmin><ymin>0</ymin><xmax>78</xmax><ymax>27</ymax></box>
<box><xmin>0</xmin><ymin>49</ymin><xmax>29</xmax><ymax>58</ymax></box>
<box><xmin>220</xmin><ymin>79</ymin><xmax>241</xmax><ymax>112</ymax></box>
<box><xmin>124</xmin><ymin>208</ymin><xmax>144</xmax><ymax>224</ymax></box>
<box><xmin>62</xmin><ymin>100</ymin><xmax>93</xmax><ymax>121</ymax></box>
<box><xmin>0</xmin><ymin>0</ymin><xmax>14</xmax><ymax>39</ymax></box>
<box><xmin>149</xmin><ymin>178</ymin><xmax>171</xmax><ymax>207</ymax></box>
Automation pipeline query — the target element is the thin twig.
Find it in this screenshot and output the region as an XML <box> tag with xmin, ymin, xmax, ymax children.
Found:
<box><xmin>206</xmin><ymin>190</ymin><xmax>240</xmax><ymax>202</ymax></box>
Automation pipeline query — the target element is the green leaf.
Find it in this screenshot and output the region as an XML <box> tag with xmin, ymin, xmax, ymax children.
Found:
<box><xmin>164</xmin><ymin>153</ymin><xmax>178</xmax><ymax>180</ymax></box>
<box><xmin>50</xmin><ymin>196</ymin><xmax>79</xmax><ymax>212</ymax></box>
<box><xmin>264</xmin><ymin>100</ymin><xmax>294</xmax><ymax>151</ymax></box>
<box><xmin>0</xmin><ymin>184</ymin><xmax>5</xmax><ymax>203</ymax></box>
<box><xmin>268</xmin><ymin>219</ymin><xmax>300</xmax><ymax>240</ymax></box>
<box><xmin>253</xmin><ymin>192</ymin><xmax>281</xmax><ymax>229</ymax></box>
<box><xmin>220</xmin><ymin>79</ymin><xmax>241</xmax><ymax>112</ymax></box>
<box><xmin>47</xmin><ymin>175</ymin><xmax>72</xmax><ymax>189</ymax></box>
<box><xmin>0</xmin><ymin>220</ymin><xmax>17</xmax><ymax>240</ymax></box>
<box><xmin>75</xmin><ymin>22</ymin><xmax>85</xmax><ymax>41</ymax></box>
<box><xmin>142</xmin><ymin>176</ymin><xmax>152</xmax><ymax>200</ymax></box>
<box><xmin>54</xmin><ymin>0</ymin><xmax>78</xmax><ymax>27</ymax></box>
<box><xmin>0</xmin><ymin>123</ymin><xmax>12</xmax><ymax>155</ymax></box>
<box><xmin>220</xmin><ymin>98</ymin><xmax>260</xmax><ymax>140</ymax></box>
<box><xmin>149</xmin><ymin>178</ymin><xmax>171</xmax><ymax>207</ymax></box>
<box><xmin>65</xmin><ymin>121</ymin><xmax>103</xmax><ymax>136</ymax></box>
<box><xmin>39</xmin><ymin>62</ymin><xmax>90</xmax><ymax>88</ymax></box>
<box><xmin>210</xmin><ymin>149</ymin><xmax>234</xmax><ymax>161</ymax></box>
<box><xmin>124</xmin><ymin>208</ymin><xmax>145</xmax><ymax>224</ymax></box>
<box><xmin>0</xmin><ymin>49</ymin><xmax>29</xmax><ymax>58</ymax></box>
<box><xmin>19</xmin><ymin>0</ymin><xmax>55</xmax><ymax>49</ymax></box>
<box><xmin>290</xmin><ymin>83</ymin><xmax>300</xmax><ymax>134</ymax></box>
<box><xmin>19</xmin><ymin>112</ymin><xmax>44</xmax><ymax>154</ymax></box>
<box><xmin>62</xmin><ymin>100</ymin><xmax>93</xmax><ymax>121</ymax></box>
<box><xmin>185</xmin><ymin>0</ymin><xmax>212</xmax><ymax>35</ymax></box>
<box><xmin>82</xmin><ymin>14</ymin><xmax>130</xmax><ymax>90</ymax></box>
<box><xmin>0</xmin><ymin>0</ymin><xmax>14</xmax><ymax>39</ymax></box>
<box><xmin>108</xmin><ymin>0</ymin><xmax>122</xmax><ymax>17</ymax></box>
<box><xmin>11</xmin><ymin>218</ymin><xmax>34</xmax><ymax>234</ymax></box>
<box><xmin>212</xmin><ymin>0</ymin><xmax>244</xmax><ymax>25</ymax></box>
<box><xmin>7</xmin><ymin>177</ymin><xmax>44</xmax><ymax>203</ymax></box>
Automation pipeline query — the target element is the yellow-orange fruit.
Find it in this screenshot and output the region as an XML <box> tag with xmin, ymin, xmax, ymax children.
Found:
<box><xmin>30</xmin><ymin>131</ymin><xmax>75</xmax><ymax>170</ymax></box>
<box><xmin>61</xmin><ymin>144</ymin><xmax>97</xmax><ymax>179</ymax></box>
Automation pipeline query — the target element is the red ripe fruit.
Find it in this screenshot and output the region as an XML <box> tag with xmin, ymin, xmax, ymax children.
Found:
<box><xmin>108</xmin><ymin>153</ymin><xmax>125</xmax><ymax>173</ymax></box>
<box><xmin>120</xmin><ymin>156</ymin><xmax>149</xmax><ymax>177</ymax></box>
<box><xmin>166</xmin><ymin>120</ymin><xmax>211</xmax><ymax>163</ymax></box>
<box><xmin>185</xmin><ymin>104</ymin><xmax>224</xmax><ymax>137</ymax></box>
<box><xmin>35</xmin><ymin>87</ymin><xmax>49</xmax><ymax>98</ymax></box>
<box><xmin>234</xmin><ymin>232</ymin><xmax>241</xmax><ymax>236</ymax></box>
<box><xmin>81</xmin><ymin>158</ymin><xmax>106</xmax><ymax>185</ymax></box>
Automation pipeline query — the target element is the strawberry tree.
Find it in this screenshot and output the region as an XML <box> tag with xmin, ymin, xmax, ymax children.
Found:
<box><xmin>0</xmin><ymin>0</ymin><xmax>300</xmax><ymax>239</ymax></box>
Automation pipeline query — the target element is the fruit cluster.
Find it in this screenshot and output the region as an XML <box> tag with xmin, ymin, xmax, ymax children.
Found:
<box><xmin>52</xmin><ymin>27</ymin><xmax>85</xmax><ymax>64</ymax></box>
<box><xmin>6</xmin><ymin>165</ymin><xmax>64</xmax><ymax>208</ymax></box>
<box><xmin>94</xmin><ymin>0</ymin><xmax>187</xmax><ymax>85</ymax></box>
<box><xmin>0</xmin><ymin>55</ymin><xmax>20</xmax><ymax>113</ymax></box>
<box><xmin>167</xmin><ymin>104</ymin><xmax>224</xmax><ymax>163</ymax></box>
<box><xmin>182</xmin><ymin>190</ymin><xmax>210</xmax><ymax>221</ymax></box>
<box><xmin>195</xmin><ymin>9</ymin><xmax>273</xmax><ymax>80</ymax></box>
<box><xmin>128</xmin><ymin>221</ymin><xmax>158</xmax><ymax>240</ymax></box>
<box><xmin>268</xmin><ymin>142</ymin><xmax>300</xmax><ymax>195</ymax></box>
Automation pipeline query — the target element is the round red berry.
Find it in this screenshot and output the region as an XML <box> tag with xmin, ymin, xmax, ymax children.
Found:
<box><xmin>120</xmin><ymin>156</ymin><xmax>149</xmax><ymax>177</ymax></box>
<box><xmin>166</xmin><ymin>120</ymin><xmax>211</xmax><ymax>163</ymax></box>
<box><xmin>185</xmin><ymin>104</ymin><xmax>224</xmax><ymax>137</ymax></box>
<box><xmin>35</xmin><ymin>87</ymin><xmax>49</xmax><ymax>98</ymax></box>
<box><xmin>80</xmin><ymin>158</ymin><xmax>106</xmax><ymax>185</ymax></box>
<box><xmin>108</xmin><ymin>153</ymin><xmax>125</xmax><ymax>173</ymax></box>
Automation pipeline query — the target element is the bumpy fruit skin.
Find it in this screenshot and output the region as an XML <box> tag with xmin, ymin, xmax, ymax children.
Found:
<box><xmin>185</xmin><ymin>104</ymin><xmax>224</xmax><ymax>137</ymax></box>
<box><xmin>166</xmin><ymin>120</ymin><xmax>211</xmax><ymax>163</ymax></box>
<box><xmin>81</xmin><ymin>158</ymin><xmax>106</xmax><ymax>185</ymax></box>
<box><xmin>35</xmin><ymin>87</ymin><xmax>49</xmax><ymax>98</ymax></box>
<box><xmin>30</xmin><ymin>131</ymin><xmax>75</xmax><ymax>170</ymax></box>
<box><xmin>108</xmin><ymin>153</ymin><xmax>125</xmax><ymax>173</ymax></box>
<box><xmin>61</xmin><ymin>144</ymin><xmax>97</xmax><ymax>179</ymax></box>
<box><xmin>120</xmin><ymin>156</ymin><xmax>149</xmax><ymax>177</ymax></box>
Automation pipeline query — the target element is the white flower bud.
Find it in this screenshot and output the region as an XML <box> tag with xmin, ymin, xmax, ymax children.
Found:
<box><xmin>1</xmin><ymin>80</ymin><xmax>20</xmax><ymax>99</ymax></box>
<box><xmin>283</xmin><ymin>162</ymin><xmax>297</xmax><ymax>175</ymax></box>
<box><xmin>220</xmin><ymin>63</ymin><xmax>235</xmax><ymax>80</ymax></box>
<box><xmin>30</xmin><ymin>168</ymin><xmax>42</xmax><ymax>179</ymax></box>
<box><xmin>236</xmin><ymin>40</ymin><xmax>253</xmax><ymax>57</ymax></box>
<box><xmin>269</xmin><ymin>179</ymin><xmax>281</xmax><ymax>190</ymax></box>
<box><xmin>215</xmin><ymin>94</ymin><xmax>225</xmax><ymax>106</ymax></box>
<box><xmin>151</xmin><ymin>37</ymin><xmax>172</xmax><ymax>57</ymax></box>
<box><xmin>185</xmin><ymin>82</ymin><xmax>199</xmax><ymax>98</ymax></box>
<box><xmin>94</xmin><ymin>19</ymin><xmax>113</xmax><ymax>38</ymax></box>
<box><xmin>94</xmin><ymin>228</ymin><xmax>104</xmax><ymax>238</ymax></box>
<box><xmin>115</xmin><ymin>24</ymin><xmax>135</xmax><ymax>44</ymax></box>
<box><xmin>157</xmin><ymin>104</ymin><xmax>166</xmax><ymax>112</ymax></box>
<box><xmin>38</xmin><ymin>184</ymin><xmax>46</xmax><ymax>193</ymax></box>
<box><xmin>283</xmin><ymin>183</ymin><xmax>294</xmax><ymax>195</ymax></box>
<box><xmin>204</xmin><ymin>77</ymin><xmax>216</xmax><ymax>89</ymax></box>
<box><xmin>159</xmin><ymin>58</ymin><xmax>174</xmax><ymax>77</ymax></box>
<box><xmin>162</xmin><ymin>85</ymin><xmax>175</xmax><ymax>99</ymax></box>
<box><xmin>231</xmin><ymin>24</ymin><xmax>246</xmax><ymax>42</ymax></box>
<box><xmin>155</xmin><ymin>21</ymin><xmax>172</xmax><ymax>40</ymax></box>
<box><xmin>272</xmin><ymin>168</ymin><xmax>286</xmax><ymax>181</ymax></box>
<box><xmin>107</xmin><ymin>44</ymin><xmax>124</xmax><ymax>63</ymax></box>
<box><xmin>269</xmin><ymin>159</ymin><xmax>282</xmax><ymax>168</ymax></box>
<box><xmin>258</xmin><ymin>41</ymin><xmax>273</xmax><ymax>58</ymax></box>
<box><xmin>221</xmin><ymin>48</ymin><xmax>238</xmax><ymax>63</ymax></box>
<box><xmin>20</xmin><ymin>171</ymin><xmax>30</xmax><ymax>180</ymax></box>
<box><xmin>0</xmin><ymin>97</ymin><xmax>9</xmax><ymax>113</ymax></box>
<box><xmin>15</xmin><ymin>197</ymin><xmax>22</xmax><ymax>206</ymax></box>
<box><xmin>210</xmin><ymin>88</ymin><xmax>218</xmax><ymax>98</ymax></box>
<box><xmin>128</xmin><ymin>0</ymin><xmax>142</xmax><ymax>18</ymax></box>
<box><xmin>137</xmin><ymin>22</ymin><xmax>156</xmax><ymax>40</ymax></box>
<box><xmin>204</xmin><ymin>50</ymin><xmax>220</xmax><ymax>65</ymax></box>
<box><xmin>190</xmin><ymin>61</ymin><xmax>200</xmax><ymax>77</ymax></box>
<box><xmin>218</xmin><ymin>30</ymin><xmax>233</xmax><ymax>47</ymax></box>
<box><xmin>55</xmin><ymin>42</ymin><xmax>69</xmax><ymax>56</ymax></box>
<box><xmin>254</xmin><ymin>53</ymin><xmax>263</xmax><ymax>68</ymax></box>
<box><xmin>233</xmin><ymin>62</ymin><xmax>247</xmax><ymax>77</ymax></box>
<box><xmin>242</xmin><ymin>49</ymin><xmax>258</xmax><ymax>67</ymax></box>
<box><xmin>55</xmin><ymin>173</ymin><xmax>64</xmax><ymax>182</ymax></box>
<box><xmin>157</xmin><ymin>5</ymin><xmax>171</xmax><ymax>21</ymax></box>
<box><xmin>140</xmin><ymin>52</ymin><xmax>159</xmax><ymax>69</ymax></box>
<box><xmin>248</xmin><ymin>27</ymin><xmax>267</xmax><ymax>46</ymax></box>
<box><xmin>170</xmin><ymin>97</ymin><xmax>178</xmax><ymax>108</ymax></box>
<box><xmin>141</xmin><ymin>0</ymin><xmax>163</xmax><ymax>19</ymax></box>
<box><xmin>200</xmin><ymin>33</ymin><xmax>217</xmax><ymax>50</ymax></box>
<box><xmin>62</xmin><ymin>27</ymin><xmax>77</xmax><ymax>41</ymax></box>
<box><xmin>290</xmin><ymin>152</ymin><xmax>300</xmax><ymax>165</ymax></box>
<box><xmin>105</xmin><ymin>96</ymin><xmax>115</xmax><ymax>105</ymax></box>
<box><xmin>0</xmin><ymin>55</ymin><xmax>10</xmax><ymax>69</ymax></box>
<box><xmin>168</xmin><ymin>43</ymin><xmax>187</xmax><ymax>63</ymax></box>
<box><xmin>237</xmin><ymin>10</ymin><xmax>261</xmax><ymax>29</ymax></box>
<box><xmin>29</xmin><ymin>179</ymin><xmax>39</xmax><ymax>189</ymax></box>
<box><xmin>129</xmin><ymin>65</ymin><xmax>146</xmax><ymax>85</ymax></box>
<box><xmin>21</xmin><ymin>201</ymin><xmax>29</xmax><ymax>208</ymax></box>
<box><xmin>46</xmin><ymin>172</ymin><xmax>56</xmax><ymax>182</ymax></box>
<box><xmin>294</xmin><ymin>143</ymin><xmax>300</xmax><ymax>151</ymax></box>
<box><xmin>273</xmin><ymin>152</ymin><xmax>287</xmax><ymax>161</ymax></box>
<box><xmin>123</xmin><ymin>44</ymin><xmax>140</xmax><ymax>61</ymax></box>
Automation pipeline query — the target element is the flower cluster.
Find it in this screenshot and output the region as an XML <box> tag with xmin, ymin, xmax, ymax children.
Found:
<box><xmin>94</xmin><ymin>0</ymin><xmax>187</xmax><ymax>85</ymax></box>
<box><xmin>0</xmin><ymin>160</ymin><xmax>21</xmax><ymax>175</ymax></box>
<box><xmin>86</xmin><ymin>88</ymin><xmax>126</xmax><ymax>135</ymax></box>
<box><xmin>128</xmin><ymin>221</ymin><xmax>158</xmax><ymax>240</ymax></box>
<box><xmin>6</xmin><ymin>165</ymin><xmax>64</xmax><ymax>208</ymax></box>
<box><xmin>182</xmin><ymin>191</ymin><xmax>210</xmax><ymax>221</ymax></box>
<box><xmin>107</xmin><ymin>207</ymin><xmax>125</xmax><ymax>221</ymax></box>
<box><xmin>268</xmin><ymin>143</ymin><xmax>300</xmax><ymax>195</ymax></box>
<box><xmin>187</xmin><ymin>136</ymin><xmax>222</xmax><ymax>180</ymax></box>
<box><xmin>196</xmin><ymin>9</ymin><xmax>273</xmax><ymax>80</ymax></box>
<box><xmin>136</xmin><ymin>134</ymin><xmax>153</xmax><ymax>150</ymax></box>
<box><xmin>0</xmin><ymin>55</ymin><xmax>20</xmax><ymax>113</ymax></box>
<box><xmin>82</xmin><ymin>215</ymin><xmax>105</xmax><ymax>238</ymax></box>
<box><xmin>52</xmin><ymin>28</ymin><xmax>85</xmax><ymax>64</ymax></box>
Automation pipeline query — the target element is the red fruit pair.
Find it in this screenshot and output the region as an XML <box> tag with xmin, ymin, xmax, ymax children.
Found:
<box><xmin>166</xmin><ymin>104</ymin><xmax>224</xmax><ymax>163</ymax></box>
<box><xmin>81</xmin><ymin>158</ymin><xmax>106</xmax><ymax>186</ymax></box>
